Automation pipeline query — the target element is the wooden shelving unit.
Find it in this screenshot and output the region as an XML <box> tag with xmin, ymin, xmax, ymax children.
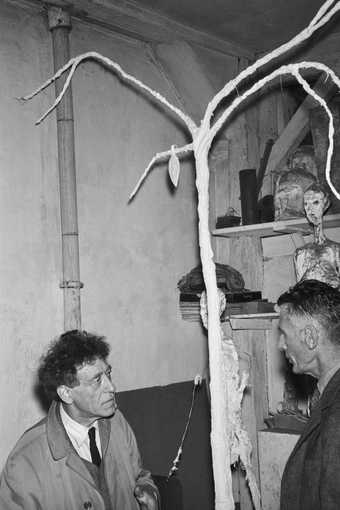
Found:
<box><xmin>212</xmin><ymin>213</ymin><xmax>340</xmax><ymax>239</ymax></box>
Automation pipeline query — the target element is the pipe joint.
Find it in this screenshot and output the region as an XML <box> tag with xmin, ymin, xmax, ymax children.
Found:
<box><xmin>48</xmin><ymin>6</ymin><xmax>72</xmax><ymax>30</ymax></box>
<box><xmin>60</xmin><ymin>280</ymin><xmax>84</xmax><ymax>289</ymax></box>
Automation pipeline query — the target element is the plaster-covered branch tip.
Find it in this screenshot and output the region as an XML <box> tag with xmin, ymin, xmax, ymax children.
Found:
<box><xmin>206</xmin><ymin>60</ymin><xmax>340</xmax><ymax>199</ymax></box>
<box><xmin>21</xmin><ymin>51</ymin><xmax>197</xmax><ymax>132</ymax></box>
<box><xmin>194</xmin><ymin>374</ymin><xmax>202</xmax><ymax>386</ymax></box>
<box><xmin>128</xmin><ymin>143</ymin><xmax>193</xmax><ymax>201</ymax></box>
<box><xmin>203</xmin><ymin>0</ymin><xmax>340</xmax><ymax>126</ymax></box>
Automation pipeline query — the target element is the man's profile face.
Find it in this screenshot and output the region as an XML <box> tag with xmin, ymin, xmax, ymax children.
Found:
<box><xmin>66</xmin><ymin>357</ymin><xmax>117</xmax><ymax>425</ymax></box>
<box><xmin>304</xmin><ymin>190</ymin><xmax>328</xmax><ymax>226</ymax></box>
<box><xmin>277</xmin><ymin>306</ymin><xmax>313</xmax><ymax>375</ymax></box>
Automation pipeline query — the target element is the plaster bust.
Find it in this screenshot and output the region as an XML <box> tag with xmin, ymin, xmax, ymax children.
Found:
<box><xmin>274</xmin><ymin>147</ymin><xmax>317</xmax><ymax>221</ymax></box>
<box><xmin>294</xmin><ymin>184</ymin><xmax>340</xmax><ymax>288</ymax></box>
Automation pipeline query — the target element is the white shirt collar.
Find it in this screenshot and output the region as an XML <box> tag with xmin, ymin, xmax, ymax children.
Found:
<box><xmin>59</xmin><ymin>403</ymin><xmax>99</xmax><ymax>449</ymax></box>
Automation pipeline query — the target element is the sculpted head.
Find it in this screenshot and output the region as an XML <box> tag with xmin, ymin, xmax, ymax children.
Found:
<box><xmin>304</xmin><ymin>184</ymin><xmax>330</xmax><ymax>226</ymax></box>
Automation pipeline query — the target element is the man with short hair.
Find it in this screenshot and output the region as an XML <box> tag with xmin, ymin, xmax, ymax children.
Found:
<box><xmin>0</xmin><ymin>330</ymin><xmax>159</xmax><ymax>510</ymax></box>
<box><xmin>277</xmin><ymin>279</ymin><xmax>340</xmax><ymax>510</ymax></box>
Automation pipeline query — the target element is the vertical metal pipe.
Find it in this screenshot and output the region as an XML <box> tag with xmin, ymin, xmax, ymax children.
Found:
<box><xmin>48</xmin><ymin>7</ymin><xmax>82</xmax><ymax>330</ymax></box>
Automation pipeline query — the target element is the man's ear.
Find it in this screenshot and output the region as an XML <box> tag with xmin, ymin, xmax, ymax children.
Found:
<box><xmin>57</xmin><ymin>385</ymin><xmax>73</xmax><ymax>404</ymax></box>
<box><xmin>303</xmin><ymin>325</ymin><xmax>319</xmax><ymax>350</ymax></box>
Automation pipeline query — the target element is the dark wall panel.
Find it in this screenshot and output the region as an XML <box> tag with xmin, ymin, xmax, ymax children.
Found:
<box><xmin>118</xmin><ymin>379</ymin><xmax>214</xmax><ymax>510</ymax></box>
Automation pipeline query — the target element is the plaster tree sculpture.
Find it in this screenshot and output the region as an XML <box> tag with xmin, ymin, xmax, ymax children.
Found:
<box><xmin>294</xmin><ymin>183</ymin><xmax>340</xmax><ymax>287</ymax></box>
<box><xmin>200</xmin><ymin>289</ymin><xmax>260</xmax><ymax>506</ymax></box>
<box><xmin>21</xmin><ymin>1</ymin><xmax>340</xmax><ymax>508</ymax></box>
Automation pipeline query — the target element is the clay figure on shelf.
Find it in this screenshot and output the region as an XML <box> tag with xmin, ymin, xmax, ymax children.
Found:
<box><xmin>294</xmin><ymin>183</ymin><xmax>340</xmax><ymax>288</ymax></box>
<box><xmin>274</xmin><ymin>146</ymin><xmax>317</xmax><ymax>221</ymax></box>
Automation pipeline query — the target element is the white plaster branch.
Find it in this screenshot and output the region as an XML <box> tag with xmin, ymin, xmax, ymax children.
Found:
<box><xmin>309</xmin><ymin>0</ymin><xmax>336</xmax><ymax>27</ymax></box>
<box><xmin>21</xmin><ymin>2</ymin><xmax>340</xmax><ymax>509</ymax></box>
<box><xmin>292</xmin><ymin>68</ymin><xmax>338</xmax><ymax>200</ymax></box>
<box><xmin>129</xmin><ymin>143</ymin><xmax>193</xmax><ymax>200</ymax></box>
<box><xmin>203</xmin><ymin>0</ymin><xmax>340</xmax><ymax>127</ymax></box>
<box><xmin>20</xmin><ymin>51</ymin><xmax>197</xmax><ymax>134</ymax></box>
<box><xmin>208</xmin><ymin>60</ymin><xmax>340</xmax><ymax>199</ymax></box>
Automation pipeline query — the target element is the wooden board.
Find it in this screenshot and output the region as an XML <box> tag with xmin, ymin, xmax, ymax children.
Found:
<box><xmin>212</xmin><ymin>213</ymin><xmax>340</xmax><ymax>238</ymax></box>
<box><xmin>265</xmin><ymin>73</ymin><xmax>339</xmax><ymax>177</ymax></box>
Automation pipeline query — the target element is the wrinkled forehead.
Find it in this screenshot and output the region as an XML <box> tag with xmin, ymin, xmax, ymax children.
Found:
<box><xmin>278</xmin><ymin>304</ymin><xmax>310</xmax><ymax>329</ymax></box>
<box><xmin>76</xmin><ymin>357</ymin><xmax>108</xmax><ymax>374</ymax></box>
<box><xmin>278</xmin><ymin>304</ymin><xmax>299</xmax><ymax>325</ymax></box>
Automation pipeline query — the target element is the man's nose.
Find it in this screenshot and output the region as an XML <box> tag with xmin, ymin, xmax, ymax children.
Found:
<box><xmin>103</xmin><ymin>375</ymin><xmax>116</xmax><ymax>392</ymax></box>
<box><xmin>278</xmin><ymin>335</ymin><xmax>286</xmax><ymax>351</ymax></box>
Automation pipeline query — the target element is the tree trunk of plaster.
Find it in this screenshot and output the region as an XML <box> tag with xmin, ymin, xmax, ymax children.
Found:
<box><xmin>195</xmin><ymin>144</ymin><xmax>234</xmax><ymax>510</ymax></box>
<box><xmin>48</xmin><ymin>8</ymin><xmax>82</xmax><ymax>330</ymax></box>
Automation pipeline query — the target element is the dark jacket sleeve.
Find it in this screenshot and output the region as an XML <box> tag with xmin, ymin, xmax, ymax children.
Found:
<box><xmin>319</xmin><ymin>403</ymin><xmax>340</xmax><ymax>508</ymax></box>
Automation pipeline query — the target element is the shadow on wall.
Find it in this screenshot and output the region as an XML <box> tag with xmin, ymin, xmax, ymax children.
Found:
<box><xmin>34</xmin><ymin>381</ymin><xmax>51</xmax><ymax>414</ymax></box>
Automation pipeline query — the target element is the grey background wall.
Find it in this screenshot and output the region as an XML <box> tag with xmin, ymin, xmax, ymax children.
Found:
<box><xmin>0</xmin><ymin>0</ymin><xmax>240</xmax><ymax>466</ymax></box>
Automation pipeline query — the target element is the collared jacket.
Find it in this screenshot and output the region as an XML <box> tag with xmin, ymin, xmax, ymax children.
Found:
<box><xmin>281</xmin><ymin>368</ymin><xmax>340</xmax><ymax>510</ymax></box>
<box><xmin>0</xmin><ymin>401</ymin><xmax>157</xmax><ymax>509</ymax></box>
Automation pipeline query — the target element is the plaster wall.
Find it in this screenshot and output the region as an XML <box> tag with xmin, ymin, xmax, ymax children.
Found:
<box><xmin>0</xmin><ymin>0</ymin><xmax>238</xmax><ymax>465</ymax></box>
<box><xmin>69</xmin><ymin>21</ymin><xmax>205</xmax><ymax>391</ymax></box>
<box><xmin>0</xmin><ymin>0</ymin><xmax>62</xmax><ymax>465</ymax></box>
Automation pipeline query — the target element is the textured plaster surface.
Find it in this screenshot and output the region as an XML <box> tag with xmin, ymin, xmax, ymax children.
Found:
<box><xmin>0</xmin><ymin>1</ymin><xmax>63</xmax><ymax>464</ymax></box>
<box><xmin>0</xmin><ymin>0</ymin><xmax>235</xmax><ymax>466</ymax></box>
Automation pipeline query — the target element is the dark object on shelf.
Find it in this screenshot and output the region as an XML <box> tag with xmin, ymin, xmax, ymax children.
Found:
<box><xmin>177</xmin><ymin>263</ymin><xmax>245</xmax><ymax>293</ymax></box>
<box><xmin>265</xmin><ymin>412</ymin><xmax>308</xmax><ymax>433</ymax></box>
<box><xmin>257</xmin><ymin>138</ymin><xmax>274</xmax><ymax>197</ymax></box>
<box><xmin>179</xmin><ymin>290</ymin><xmax>262</xmax><ymax>303</ymax></box>
<box><xmin>239</xmin><ymin>169</ymin><xmax>259</xmax><ymax>225</ymax></box>
<box><xmin>225</xmin><ymin>290</ymin><xmax>262</xmax><ymax>302</ymax></box>
<box><xmin>258</xmin><ymin>194</ymin><xmax>275</xmax><ymax>222</ymax></box>
<box><xmin>222</xmin><ymin>299</ymin><xmax>276</xmax><ymax>318</ymax></box>
<box><xmin>216</xmin><ymin>214</ymin><xmax>241</xmax><ymax>228</ymax></box>
<box><xmin>152</xmin><ymin>474</ymin><xmax>184</xmax><ymax>510</ymax></box>
<box><xmin>179</xmin><ymin>292</ymin><xmax>201</xmax><ymax>302</ymax></box>
<box><xmin>179</xmin><ymin>290</ymin><xmax>265</xmax><ymax>322</ymax></box>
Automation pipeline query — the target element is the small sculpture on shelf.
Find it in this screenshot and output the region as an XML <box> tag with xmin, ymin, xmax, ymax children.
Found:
<box><xmin>274</xmin><ymin>146</ymin><xmax>317</xmax><ymax>221</ymax></box>
<box><xmin>294</xmin><ymin>183</ymin><xmax>340</xmax><ymax>288</ymax></box>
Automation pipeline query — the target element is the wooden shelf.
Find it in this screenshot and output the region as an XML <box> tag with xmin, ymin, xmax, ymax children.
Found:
<box><xmin>212</xmin><ymin>213</ymin><xmax>340</xmax><ymax>239</ymax></box>
<box><xmin>228</xmin><ymin>313</ymin><xmax>279</xmax><ymax>330</ymax></box>
<box><xmin>182</xmin><ymin>312</ymin><xmax>279</xmax><ymax>327</ymax></box>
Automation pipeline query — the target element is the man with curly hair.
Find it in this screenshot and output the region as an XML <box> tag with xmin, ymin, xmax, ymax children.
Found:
<box><xmin>0</xmin><ymin>330</ymin><xmax>159</xmax><ymax>510</ymax></box>
<box><xmin>277</xmin><ymin>280</ymin><xmax>340</xmax><ymax>510</ymax></box>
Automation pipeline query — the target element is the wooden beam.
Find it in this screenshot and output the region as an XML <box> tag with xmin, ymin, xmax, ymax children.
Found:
<box><xmin>15</xmin><ymin>0</ymin><xmax>253</xmax><ymax>58</ymax></box>
<box><xmin>79</xmin><ymin>0</ymin><xmax>253</xmax><ymax>58</ymax></box>
<box><xmin>265</xmin><ymin>74</ymin><xmax>338</xmax><ymax>177</ymax></box>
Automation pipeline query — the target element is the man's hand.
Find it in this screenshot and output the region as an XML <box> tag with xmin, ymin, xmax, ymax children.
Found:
<box><xmin>134</xmin><ymin>482</ymin><xmax>159</xmax><ymax>510</ymax></box>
